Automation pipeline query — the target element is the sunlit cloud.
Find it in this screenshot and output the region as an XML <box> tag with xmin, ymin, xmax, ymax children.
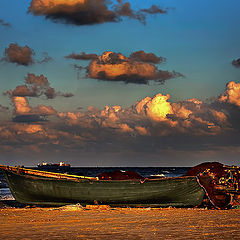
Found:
<box><xmin>6</xmin><ymin>73</ymin><xmax>74</xmax><ymax>99</ymax></box>
<box><xmin>28</xmin><ymin>0</ymin><xmax>169</xmax><ymax>25</ymax></box>
<box><xmin>11</xmin><ymin>96</ymin><xmax>57</xmax><ymax>123</ymax></box>
<box><xmin>1</xmin><ymin>43</ymin><xmax>34</xmax><ymax>66</ymax></box>
<box><xmin>219</xmin><ymin>81</ymin><xmax>240</xmax><ymax>107</ymax></box>
<box><xmin>1</xmin><ymin>43</ymin><xmax>52</xmax><ymax>66</ymax></box>
<box><xmin>87</xmin><ymin>51</ymin><xmax>182</xmax><ymax>84</ymax></box>
<box><xmin>1</xmin><ymin>81</ymin><xmax>240</xmax><ymax>163</ymax></box>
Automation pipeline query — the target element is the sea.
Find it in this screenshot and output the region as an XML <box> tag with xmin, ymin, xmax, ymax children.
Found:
<box><xmin>0</xmin><ymin>167</ymin><xmax>189</xmax><ymax>200</ymax></box>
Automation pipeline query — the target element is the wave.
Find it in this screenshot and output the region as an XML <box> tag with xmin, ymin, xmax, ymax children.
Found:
<box><xmin>150</xmin><ymin>173</ymin><xmax>165</xmax><ymax>177</ymax></box>
<box><xmin>0</xmin><ymin>188</ymin><xmax>14</xmax><ymax>200</ymax></box>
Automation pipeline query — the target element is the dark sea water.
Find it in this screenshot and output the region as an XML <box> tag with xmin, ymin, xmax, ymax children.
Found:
<box><xmin>0</xmin><ymin>167</ymin><xmax>189</xmax><ymax>200</ymax></box>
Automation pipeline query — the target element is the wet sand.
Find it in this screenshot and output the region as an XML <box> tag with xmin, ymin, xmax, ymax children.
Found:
<box><xmin>0</xmin><ymin>202</ymin><xmax>240</xmax><ymax>240</ymax></box>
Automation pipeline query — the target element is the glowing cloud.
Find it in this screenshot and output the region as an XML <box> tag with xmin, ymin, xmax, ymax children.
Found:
<box><xmin>28</xmin><ymin>0</ymin><xmax>119</xmax><ymax>25</ymax></box>
<box><xmin>28</xmin><ymin>0</ymin><xmax>170</xmax><ymax>25</ymax></box>
<box><xmin>219</xmin><ymin>81</ymin><xmax>240</xmax><ymax>107</ymax></box>
<box><xmin>12</xmin><ymin>96</ymin><xmax>56</xmax><ymax>116</ymax></box>
<box><xmin>135</xmin><ymin>93</ymin><xmax>173</xmax><ymax>122</ymax></box>
<box><xmin>1</xmin><ymin>81</ymin><xmax>239</xmax><ymax>161</ymax></box>
<box><xmin>88</xmin><ymin>51</ymin><xmax>181</xmax><ymax>84</ymax></box>
<box><xmin>13</xmin><ymin>97</ymin><xmax>32</xmax><ymax>115</ymax></box>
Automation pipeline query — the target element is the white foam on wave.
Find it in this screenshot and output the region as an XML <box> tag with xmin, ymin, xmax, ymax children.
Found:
<box><xmin>0</xmin><ymin>188</ymin><xmax>14</xmax><ymax>200</ymax></box>
<box><xmin>150</xmin><ymin>173</ymin><xmax>165</xmax><ymax>177</ymax></box>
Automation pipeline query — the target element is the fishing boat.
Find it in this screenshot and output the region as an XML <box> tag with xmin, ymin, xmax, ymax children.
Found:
<box><xmin>0</xmin><ymin>162</ymin><xmax>239</xmax><ymax>209</ymax></box>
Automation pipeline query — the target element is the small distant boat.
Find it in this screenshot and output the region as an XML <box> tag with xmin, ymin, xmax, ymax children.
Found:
<box><xmin>37</xmin><ymin>162</ymin><xmax>71</xmax><ymax>171</ymax></box>
<box><xmin>0</xmin><ymin>162</ymin><xmax>239</xmax><ymax>209</ymax></box>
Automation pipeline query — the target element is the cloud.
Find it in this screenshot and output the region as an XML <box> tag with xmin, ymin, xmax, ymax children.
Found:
<box><xmin>1</xmin><ymin>43</ymin><xmax>52</xmax><ymax>66</ymax></box>
<box><xmin>0</xmin><ymin>19</ymin><xmax>11</xmax><ymax>27</ymax></box>
<box><xmin>129</xmin><ymin>50</ymin><xmax>165</xmax><ymax>64</ymax></box>
<box><xmin>135</xmin><ymin>93</ymin><xmax>173</xmax><ymax>122</ymax></box>
<box><xmin>219</xmin><ymin>81</ymin><xmax>240</xmax><ymax>107</ymax></box>
<box><xmin>232</xmin><ymin>58</ymin><xmax>240</xmax><ymax>68</ymax></box>
<box><xmin>1</xmin><ymin>81</ymin><xmax>240</xmax><ymax>164</ymax></box>
<box><xmin>28</xmin><ymin>0</ymin><xmax>170</xmax><ymax>26</ymax></box>
<box><xmin>12</xmin><ymin>96</ymin><xmax>32</xmax><ymax>115</ymax></box>
<box><xmin>6</xmin><ymin>73</ymin><xmax>74</xmax><ymax>99</ymax></box>
<box><xmin>114</xmin><ymin>1</ymin><xmax>145</xmax><ymax>24</ymax></box>
<box><xmin>12</xmin><ymin>96</ymin><xmax>57</xmax><ymax>123</ymax></box>
<box><xmin>9</xmin><ymin>85</ymin><xmax>38</xmax><ymax>97</ymax></box>
<box><xmin>87</xmin><ymin>51</ymin><xmax>182</xmax><ymax>84</ymax></box>
<box><xmin>1</xmin><ymin>43</ymin><xmax>35</xmax><ymax>66</ymax></box>
<box><xmin>57</xmin><ymin>89</ymin><xmax>230</xmax><ymax>140</ymax></box>
<box><xmin>140</xmin><ymin>5</ymin><xmax>168</xmax><ymax>15</ymax></box>
<box><xmin>28</xmin><ymin>0</ymin><xmax>120</xmax><ymax>25</ymax></box>
<box><xmin>65</xmin><ymin>52</ymin><xmax>97</xmax><ymax>60</ymax></box>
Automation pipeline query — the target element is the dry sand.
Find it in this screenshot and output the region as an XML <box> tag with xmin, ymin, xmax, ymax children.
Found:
<box><xmin>0</xmin><ymin>203</ymin><xmax>240</xmax><ymax>240</ymax></box>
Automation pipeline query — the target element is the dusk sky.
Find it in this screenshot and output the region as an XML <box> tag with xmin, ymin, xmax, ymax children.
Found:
<box><xmin>0</xmin><ymin>0</ymin><xmax>240</xmax><ymax>167</ymax></box>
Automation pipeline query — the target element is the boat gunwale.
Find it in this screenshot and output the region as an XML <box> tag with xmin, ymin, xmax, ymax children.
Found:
<box><xmin>0</xmin><ymin>164</ymin><xmax>197</xmax><ymax>183</ymax></box>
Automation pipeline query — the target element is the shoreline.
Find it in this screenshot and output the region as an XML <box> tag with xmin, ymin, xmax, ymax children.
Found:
<box><xmin>1</xmin><ymin>201</ymin><xmax>240</xmax><ymax>239</ymax></box>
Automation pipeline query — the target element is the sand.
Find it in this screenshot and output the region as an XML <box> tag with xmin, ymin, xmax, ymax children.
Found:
<box><xmin>0</xmin><ymin>203</ymin><xmax>240</xmax><ymax>240</ymax></box>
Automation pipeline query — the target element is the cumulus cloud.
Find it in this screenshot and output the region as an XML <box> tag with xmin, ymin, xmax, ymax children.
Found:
<box><xmin>0</xmin><ymin>19</ymin><xmax>11</xmax><ymax>27</ymax></box>
<box><xmin>87</xmin><ymin>51</ymin><xmax>182</xmax><ymax>84</ymax></box>
<box><xmin>28</xmin><ymin>0</ymin><xmax>169</xmax><ymax>26</ymax></box>
<box><xmin>6</xmin><ymin>73</ymin><xmax>74</xmax><ymax>99</ymax></box>
<box><xmin>57</xmin><ymin>89</ymin><xmax>231</xmax><ymax>140</ymax></box>
<box><xmin>65</xmin><ymin>52</ymin><xmax>97</xmax><ymax>60</ymax></box>
<box><xmin>12</xmin><ymin>97</ymin><xmax>32</xmax><ymax>115</ymax></box>
<box><xmin>12</xmin><ymin>96</ymin><xmax>56</xmax><ymax>123</ymax></box>
<box><xmin>1</xmin><ymin>81</ymin><xmax>240</xmax><ymax>163</ymax></box>
<box><xmin>1</xmin><ymin>43</ymin><xmax>35</xmax><ymax>66</ymax></box>
<box><xmin>219</xmin><ymin>81</ymin><xmax>240</xmax><ymax>107</ymax></box>
<box><xmin>232</xmin><ymin>58</ymin><xmax>240</xmax><ymax>68</ymax></box>
<box><xmin>129</xmin><ymin>50</ymin><xmax>165</xmax><ymax>64</ymax></box>
<box><xmin>1</xmin><ymin>43</ymin><xmax>52</xmax><ymax>66</ymax></box>
<box><xmin>135</xmin><ymin>94</ymin><xmax>173</xmax><ymax>122</ymax></box>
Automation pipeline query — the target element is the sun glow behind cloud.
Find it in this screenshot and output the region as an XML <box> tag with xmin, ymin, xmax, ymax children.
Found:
<box><xmin>1</xmin><ymin>81</ymin><xmax>240</xmax><ymax>165</ymax></box>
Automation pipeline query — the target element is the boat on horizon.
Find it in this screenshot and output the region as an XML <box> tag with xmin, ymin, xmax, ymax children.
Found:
<box><xmin>37</xmin><ymin>162</ymin><xmax>71</xmax><ymax>171</ymax></box>
<box><xmin>0</xmin><ymin>162</ymin><xmax>239</xmax><ymax>209</ymax></box>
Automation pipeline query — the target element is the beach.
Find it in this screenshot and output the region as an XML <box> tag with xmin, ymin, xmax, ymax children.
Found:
<box><xmin>1</xmin><ymin>203</ymin><xmax>240</xmax><ymax>240</ymax></box>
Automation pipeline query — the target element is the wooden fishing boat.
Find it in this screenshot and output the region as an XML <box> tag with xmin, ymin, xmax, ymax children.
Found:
<box><xmin>0</xmin><ymin>165</ymin><xmax>205</xmax><ymax>207</ymax></box>
<box><xmin>1</xmin><ymin>162</ymin><xmax>239</xmax><ymax>209</ymax></box>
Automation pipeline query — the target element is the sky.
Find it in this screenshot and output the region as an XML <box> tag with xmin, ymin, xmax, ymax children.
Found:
<box><xmin>0</xmin><ymin>0</ymin><xmax>240</xmax><ymax>167</ymax></box>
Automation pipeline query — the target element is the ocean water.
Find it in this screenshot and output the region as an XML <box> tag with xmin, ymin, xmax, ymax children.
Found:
<box><xmin>0</xmin><ymin>167</ymin><xmax>189</xmax><ymax>200</ymax></box>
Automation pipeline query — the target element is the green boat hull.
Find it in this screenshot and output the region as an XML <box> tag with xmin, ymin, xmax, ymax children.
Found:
<box><xmin>2</xmin><ymin>169</ymin><xmax>205</xmax><ymax>207</ymax></box>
